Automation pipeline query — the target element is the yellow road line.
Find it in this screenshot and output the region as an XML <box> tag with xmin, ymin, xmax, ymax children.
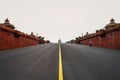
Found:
<box><xmin>59</xmin><ymin>43</ymin><xmax>63</xmax><ymax>80</ymax></box>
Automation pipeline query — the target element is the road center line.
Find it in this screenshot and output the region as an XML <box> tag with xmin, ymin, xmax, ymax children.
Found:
<box><xmin>59</xmin><ymin>43</ymin><xmax>63</xmax><ymax>80</ymax></box>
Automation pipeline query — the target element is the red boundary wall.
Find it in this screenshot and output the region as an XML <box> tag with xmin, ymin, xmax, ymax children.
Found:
<box><xmin>75</xmin><ymin>21</ymin><xmax>120</xmax><ymax>50</ymax></box>
<box><xmin>0</xmin><ymin>23</ymin><xmax>40</xmax><ymax>50</ymax></box>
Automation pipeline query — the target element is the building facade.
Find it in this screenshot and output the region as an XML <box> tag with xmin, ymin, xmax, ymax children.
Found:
<box><xmin>75</xmin><ymin>19</ymin><xmax>120</xmax><ymax>50</ymax></box>
<box><xmin>0</xmin><ymin>19</ymin><xmax>45</xmax><ymax>50</ymax></box>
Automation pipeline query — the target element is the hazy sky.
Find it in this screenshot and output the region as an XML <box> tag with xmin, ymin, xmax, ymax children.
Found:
<box><xmin>0</xmin><ymin>0</ymin><xmax>120</xmax><ymax>42</ymax></box>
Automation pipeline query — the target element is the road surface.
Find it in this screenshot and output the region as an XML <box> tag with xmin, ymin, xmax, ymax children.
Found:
<box><xmin>0</xmin><ymin>44</ymin><xmax>59</xmax><ymax>80</ymax></box>
<box><xmin>0</xmin><ymin>43</ymin><xmax>120</xmax><ymax>80</ymax></box>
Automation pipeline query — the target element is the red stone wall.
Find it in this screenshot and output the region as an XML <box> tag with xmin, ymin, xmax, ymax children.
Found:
<box><xmin>0</xmin><ymin>25</ymin><xmax>40</xmax><ymax>50</ymax></box>
<box><xmin>78</xmin><ymin>25</ymin><xmax>120</xmax><ymax>50</ymax></box>
<box><xmin>115</xmin><ymin>31</ymin><xmax>120</xmax><ymax>49</ymax></box>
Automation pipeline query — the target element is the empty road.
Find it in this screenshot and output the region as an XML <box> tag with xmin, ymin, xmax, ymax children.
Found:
<box><xmin>0</xmin><ymin>43</ymin><xmax>120</xmax><ymax>80</ymax></box>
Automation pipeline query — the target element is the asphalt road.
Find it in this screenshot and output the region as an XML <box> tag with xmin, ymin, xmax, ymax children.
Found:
<box><xmin>0</xmin><ymin>44</ymin><xmax>59</xmax><ymax>80</ymax></box>
<box><xmin>61</xmin><ymin>43</ymin><xmax>120</xmax><ymax>80</ymax></box>
<box><xmin>0</xmin><ymin>43</ymin><xmax>120</xmax><ymax>80</ymax></box>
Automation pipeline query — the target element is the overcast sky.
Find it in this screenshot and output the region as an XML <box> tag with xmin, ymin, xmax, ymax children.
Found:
<box><xmin>0</xmin><ymin>0</ymin><xmax>120</xmax><ymax>42</ymax></box>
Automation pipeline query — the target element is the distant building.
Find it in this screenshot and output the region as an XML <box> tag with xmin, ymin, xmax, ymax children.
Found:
<box><xmin>58</xmin><ymin>39</ymin><xmax>61</xmax><ymax>43</ymax></box>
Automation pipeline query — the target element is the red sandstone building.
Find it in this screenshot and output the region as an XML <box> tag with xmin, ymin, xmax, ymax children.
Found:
<box><xmin>74</xmin><ymin>18</ymin><xmax>120</xmax><ymax>50</ymax></box>
<box><xmin>0</xmin><ymin>19</ymin><xmax>47</xmax><ymax>50</ymax></box>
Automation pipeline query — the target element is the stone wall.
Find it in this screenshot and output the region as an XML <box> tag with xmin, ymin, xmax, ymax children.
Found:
<box><xmin>0</xmin><ymin>20</ymin><xmax>40</xmax><ymax>50</ymax></box>
<box><xmin>75</xmin><ymin>19</ymin><xmax>120</xmax><ymax>50</ymax></box>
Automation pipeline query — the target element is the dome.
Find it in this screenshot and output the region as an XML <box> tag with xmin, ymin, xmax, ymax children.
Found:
<box><xmin>4</xmin><ymin>18</ymin><xmax>15</xmax><ymax>29</ymax></box>
<box><xmin>105</xmin><ymin>18</ymin><xmax>116</xmax><ymax>29</ymax></box>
